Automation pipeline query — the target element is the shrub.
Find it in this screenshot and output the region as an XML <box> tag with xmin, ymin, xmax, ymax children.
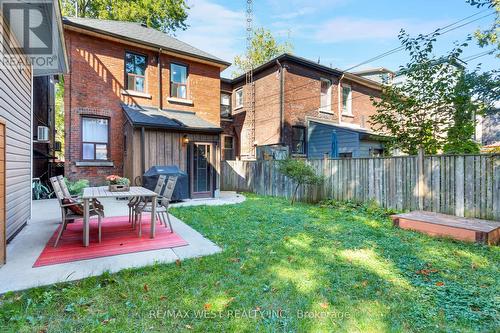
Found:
<box><xmin>278</xmin><ymin>158</ymin><xmax>324</xmax><ymax>204</ymax></box>
<box><xmin>64</xmin><ymin>178</ymin><xmax>89</xmax><ymax>196</ymax></box>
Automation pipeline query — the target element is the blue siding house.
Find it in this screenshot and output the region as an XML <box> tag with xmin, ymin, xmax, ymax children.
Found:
<box><xmin>307</xmin><ymin>121</ymin><xmax>386</xmax><ymax>158</ymax></box>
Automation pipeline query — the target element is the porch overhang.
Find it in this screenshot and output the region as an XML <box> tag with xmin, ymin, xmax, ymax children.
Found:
<box><xmin>122</xmin><ymin>104</ymin><xmax>223</xmax><ymax>134</ymax></box>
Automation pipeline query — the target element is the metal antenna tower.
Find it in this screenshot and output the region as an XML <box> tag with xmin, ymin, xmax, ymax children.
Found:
<box><xmin>245</xmin><ymin>0</ymin><xmax>255</xmax><ymax>158</ymax></box>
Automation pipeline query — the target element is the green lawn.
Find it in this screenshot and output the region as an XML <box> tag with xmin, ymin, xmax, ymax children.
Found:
<box><xmin>1</xmin><ymin>194</ymin><xmax>499</xmax><ymax>332</ymax></box>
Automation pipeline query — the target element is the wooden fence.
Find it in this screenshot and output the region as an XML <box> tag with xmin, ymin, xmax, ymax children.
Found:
<box><xmin>221</xmin><ymin>154</ymin><xmax>500</xmax><ymax>221</ymax></box>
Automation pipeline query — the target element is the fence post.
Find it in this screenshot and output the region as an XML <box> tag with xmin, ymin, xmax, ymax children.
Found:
<box><xmin>494</xmin><ymin>156</ymin><xmax>500</xmax><ymax>221</ymax></box>
<box><xmin>417</xmin><ymin>148</ymin><xmax>425</xmax><ymax>210</ymax></box>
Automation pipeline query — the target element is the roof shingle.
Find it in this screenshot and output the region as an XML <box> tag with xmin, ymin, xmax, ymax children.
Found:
<box><xmin>122</xmin><ymin>104</ymin><xmax>222</xmax><ymax>133</ymax></box>
<box><xmin>63</xmin><ymin>17</ymin><xmax>230</xmax><ymax>67</ymax></box>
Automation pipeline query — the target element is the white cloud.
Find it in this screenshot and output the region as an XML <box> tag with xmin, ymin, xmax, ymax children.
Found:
<box><xmin>176</xmin><ymin>0</ymin><xmax>245</xmax><ymax>69</ymax></box>
<box><xmin>313</xmin><ymin>17</ymin><xmax>449</xmax><ymax>43</ymax></box>
<box><xmin>272</xmin><ymin>7</ymin><xmax>316</xmax><ymax>20</ymax></box>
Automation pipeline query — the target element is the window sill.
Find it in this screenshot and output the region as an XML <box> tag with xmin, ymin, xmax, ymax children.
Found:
<box><xmin>291</xmin><ymin>153</ymin><xmax>307</xmax><ymax>158</ymax></box>
<box><xmin>121</xmin><ymin>90</ymin><xmax>152</xmax><ymax>99</ymax></box>
<box><xmin>167</xmin><ymin>97</ymin><xmax>193</xmax><ymax>106</ymax></box>
<box><xmin>234</xmin><ymin>106</ymin><xmax>243</xmax><ymax>111</ymax></box>
<box><xmin>342</xmin><ymin>113</ymin><xmax>354</xmax><ymax>118</ymax></box>
<box><xmin>319</xmin><ymin>109</ymin><xmax>334</xmax><ymax>115</ymax></box>
<box><xmin>221</xmin><ymin>117</ymin><xmax>233</xmax><ymax>122</ymax></box>
<box><xmin>75</xmin><ymin>161</ymin><xmax>114</xmax><ymax>167</ymax></box>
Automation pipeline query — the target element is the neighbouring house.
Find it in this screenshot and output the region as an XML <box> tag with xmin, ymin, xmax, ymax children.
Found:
<box><xmin>0</xmin><ymin>1</ymin><xmax>67</xmax><ymax>262</ymax></box>
<box><xmin>33</xmin><ymin>75</ymin><xmax>63</xmax><ymax>183</ymax></box>
<box><xmin>62</xmin><ymin>17</ymin><xmax>230</xmax><ymax>198</ymax></box>
<box><xmin>476</xmin><ymin>104</ymin><xmax>500</xmax><ymax>152</ymax></box>
<box><xmin>353</xmin><ymin>67</ymin><xmax>395</xmax><ymax>85</ymax></box>
<box><xmin>220</xmin><ymin>54</ymin><xmax>388</xmax><ymax>160</ymax></box>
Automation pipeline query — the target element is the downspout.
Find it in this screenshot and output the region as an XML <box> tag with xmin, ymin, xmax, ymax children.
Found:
<box><xmin>158</xmin><ymin>48</ymin><xmax>162</xmax><ymax>110</ymax></box>
<box><xmin>338</xmin><ymin>73</ymin><xmax>344</xmax><ymax>125</ymax></box>
<box><xmin>140</xmin><ymin>127</ymin><xmax>146</xmax><ymax>175</ymax></box>
<box><xmin>276</xmin><ymin>59</ymin><xmax>284</xmax><ymax>144</ymax></box>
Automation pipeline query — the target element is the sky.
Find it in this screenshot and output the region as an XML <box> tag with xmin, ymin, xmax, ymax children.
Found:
<box><xmin>175</xmin><ymin>0</ymin><xmax>499</xmax><ymax>78</ymax></box>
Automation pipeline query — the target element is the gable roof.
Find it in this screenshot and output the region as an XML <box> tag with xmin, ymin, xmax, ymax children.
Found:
<box><xmin>63</xmin><ymin>17</ymin><xmax>230</xmax><ymax>68</ymax></box>
<box><xmin>122</xmin><ymin>104</ymin><xmax>222</xmax><ymax>133</ymax></box>
<box><xmin>227</xmin><ymin>53</ymin><xmax>382</xmax><ymax>90</ymax></box>
<box><xmin>229</xmin><ymin>53</ymin><xmax>343</xmax><ymax>84</ymax></box>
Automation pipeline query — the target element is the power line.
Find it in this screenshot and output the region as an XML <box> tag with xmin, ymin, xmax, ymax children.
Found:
<box><xmin>462</xmin><ymin>49</ymin><xmax>497</xmax><ymax>62</ymax></box>
<box><xmin>343</xmin><ymin>10</ymin><xmax>495</xmax><ymax>72</ymax></box>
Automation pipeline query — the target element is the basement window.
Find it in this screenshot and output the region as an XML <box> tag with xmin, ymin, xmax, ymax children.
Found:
<box><xmin>125</xmin><ymin>52</ymin><xmax>147</xmax><ymax>93</ymax></box>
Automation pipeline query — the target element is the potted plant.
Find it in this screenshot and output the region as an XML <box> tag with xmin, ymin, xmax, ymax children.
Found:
<box><xmin>106</xmin><ymin>175</ymin><xmax>130</xmax><ymax>192</ymax></box>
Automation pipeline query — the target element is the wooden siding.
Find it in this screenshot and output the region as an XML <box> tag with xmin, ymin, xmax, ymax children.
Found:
<box><xmin>221</xmin><ymin>154</ymin><xmax>500</xmax><ymax>221</ymax></box>
<box><xmin>0</xmin><ymin>14</ymin><xmax>33</xmax><ymax>240</ymax></box>
<box><xmin>308</xmin><ymin>121</ymin><xmax>381</xmax><ymax>158</ymax></box>
<box><xmin>126</xmin><ymin>128</ymin><xmax>221</xmax><ymax>191</ymax></box>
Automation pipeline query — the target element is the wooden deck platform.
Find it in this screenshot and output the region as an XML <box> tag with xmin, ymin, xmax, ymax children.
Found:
<box><xmin>391</xmin><ymin>211</ymin><xmax>500</xmax><ymax>245</ymax></box>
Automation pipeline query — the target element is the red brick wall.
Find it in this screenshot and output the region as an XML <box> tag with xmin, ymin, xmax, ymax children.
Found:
<box><xmin>63</xmin><ymin>29</ymin><xmax>221</xmax><ymax>184</ymax></box>
<box><xmin>339</xmin><ymin>78</ymin><xmax>381</xmax><ymax>129</ymax></box>
<box><xmin>282</xmin><ymin>61</ymin><xmax>340</xmax><ymax>153</ymax></box>
<box><xmin>221</xmin><ymin>61</ymin><xmax>382</xmax><ymax>159</ymax></box>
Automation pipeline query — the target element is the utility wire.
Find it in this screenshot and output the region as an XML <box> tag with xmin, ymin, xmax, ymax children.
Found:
<box><xmin>343</xmin><ymin>10</ymin><xmax>495</xmax><ymax>72</ymax></box>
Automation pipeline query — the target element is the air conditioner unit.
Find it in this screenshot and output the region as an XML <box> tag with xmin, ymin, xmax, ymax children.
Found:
<box><xmin>37</xmin><ymin>126</ymin><xmax>49</xmax><ymax>142</ymax></box>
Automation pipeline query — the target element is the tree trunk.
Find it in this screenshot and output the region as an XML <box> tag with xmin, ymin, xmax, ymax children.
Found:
<box><xmin>292</xmin><ymin>183</ymin><xmax>300</xmax><ymax>205</ymax></box>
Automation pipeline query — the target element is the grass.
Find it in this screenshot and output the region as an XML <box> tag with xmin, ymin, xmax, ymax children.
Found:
<box><xmin>0</xmin><ymin>194</ymin><xmax>499</xmax><ymax>332</ymax></box>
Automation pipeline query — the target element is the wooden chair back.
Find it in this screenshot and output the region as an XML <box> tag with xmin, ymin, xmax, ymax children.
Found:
<box><xmin>50</xmin><ymin>177</ymin><xmax>65</xmax><ymax>205</ymax></box>
<box><xmin>56</xmin><ymin>175</ymin><xmax>71</xmax><ymax>198</ymax></box>
<box><xmin>153</xmin><ymin>175</ymin><xmax>167</xmax><ymax>195</ymax></box>
<box><xmin>161</xmin><ymin>176</ymin><xmax>178</xmax><ymax>206</ymax></box>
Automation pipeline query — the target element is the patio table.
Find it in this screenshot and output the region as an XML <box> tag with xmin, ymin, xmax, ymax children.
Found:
<box><xmin>81</xmin><ymin>186</ymin><xmax>158</xmax><ymax>247</ymax></box>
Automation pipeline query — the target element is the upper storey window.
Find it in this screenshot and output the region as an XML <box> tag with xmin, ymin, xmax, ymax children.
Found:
<box><xmin>170</xmin><ymin>63</ymin><xmax>188</xmax><ymax>99</ymax></box>
<box><xmin>125</xmin><ymin>52</ymin><xmax>147</xmax><ymax>92</ymax></box>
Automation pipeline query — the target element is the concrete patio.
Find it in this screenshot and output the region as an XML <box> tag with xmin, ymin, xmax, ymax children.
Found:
<box><xmin>0</xmin><ymin>192</ymin><xmax>245</xmax><ymax>294</ymax></box>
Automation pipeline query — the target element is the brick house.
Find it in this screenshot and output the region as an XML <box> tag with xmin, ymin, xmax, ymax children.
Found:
<box><xmin>63</xmin><ymin>17</ymin><xmax>230</xmax><ymax>198</ymax></box>
<box><xmin>220</xmin><ymin>54</ymin><xmax>388</xmax><ymax>160</ymax></box>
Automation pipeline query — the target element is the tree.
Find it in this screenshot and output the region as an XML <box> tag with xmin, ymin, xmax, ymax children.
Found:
<box><xmin>278</xmin><ymin>158</ymin><xmax>323</xmax><ymax>205</ymax></box>
<box><xmin>467</xmin><ymin>0</ymin><xmax>500</xmax><ymax>55</ymax></box>
<box><xmin>371</xmin><ymin>31</ymin><xmax>467</xmax><ymax>155</ymax></box>
<box><xmin>443</xmin><ymin>71</ymin><xmax>481</xmax><ymax>154</ymax></box>
<box><xmin>55</xmin><ymin>79</ymin><xmax>65</xmax><ymax>160</ymax></box>
<box><xmin>60</xmin><ymin>0</ymin><xmax>189</xmax><ymax>34</ymax></box>
<box><xmin>233</xmin><ymin>27</ymin><xmax>293</xmax><ymax>77</ymax></box>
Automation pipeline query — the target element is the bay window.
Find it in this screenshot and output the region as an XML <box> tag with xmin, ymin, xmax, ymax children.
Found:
<box><xmin>221</xmin><ymin>93</ymin><xmax>231</xmax><ymax>117</ymax></box>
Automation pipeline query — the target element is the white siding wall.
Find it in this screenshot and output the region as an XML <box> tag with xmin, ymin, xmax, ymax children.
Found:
<box><xmin>0</xmin><ymin>17</ymin><xmax>33</xmax><ymax>239</ymax></box>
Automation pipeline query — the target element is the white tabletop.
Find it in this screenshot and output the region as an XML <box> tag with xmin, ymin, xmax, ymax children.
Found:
<box><xmin>82</xmin><ymin>186</ymin><xmax>157</xmax><ymax>199</ymax></box>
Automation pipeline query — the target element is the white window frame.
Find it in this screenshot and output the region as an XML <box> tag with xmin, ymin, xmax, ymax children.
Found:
<box><xmin>235</xmin><ymin>88</ymin><xmax>243</xmax><ymax>109</ymax></box>
<box><xmin>342</xmin><ymin>84</ymin><xmax>352</xmax><ymax>116</ymax></box>
<box><xmin>320</xmin><ymin>78</ymin><xmax>332</xmax><ymax>113</ymax></box>
<box><xmin>221</xmin><ymin>93</ymin><xmax>231</xmax><ymax>118</ymax></box>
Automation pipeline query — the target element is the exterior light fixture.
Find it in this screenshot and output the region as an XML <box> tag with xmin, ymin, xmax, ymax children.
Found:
<box><xmin>182</xmin><ymin>135</ymin><xmax>189</xmax><ymax>145</ymax></box>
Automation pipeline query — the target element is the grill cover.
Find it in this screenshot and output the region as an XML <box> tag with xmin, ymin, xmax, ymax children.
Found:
<box><xmin>142</xmin><ymin>166</ymin><xmax>189</xmax><ymax>201</ymax></box>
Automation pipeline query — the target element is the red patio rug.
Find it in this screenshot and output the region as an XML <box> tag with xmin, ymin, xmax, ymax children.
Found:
<box><xmin>34</xmin><ymin>215</ymin><xmax>188</xmax><ymax>267</ymax></box>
